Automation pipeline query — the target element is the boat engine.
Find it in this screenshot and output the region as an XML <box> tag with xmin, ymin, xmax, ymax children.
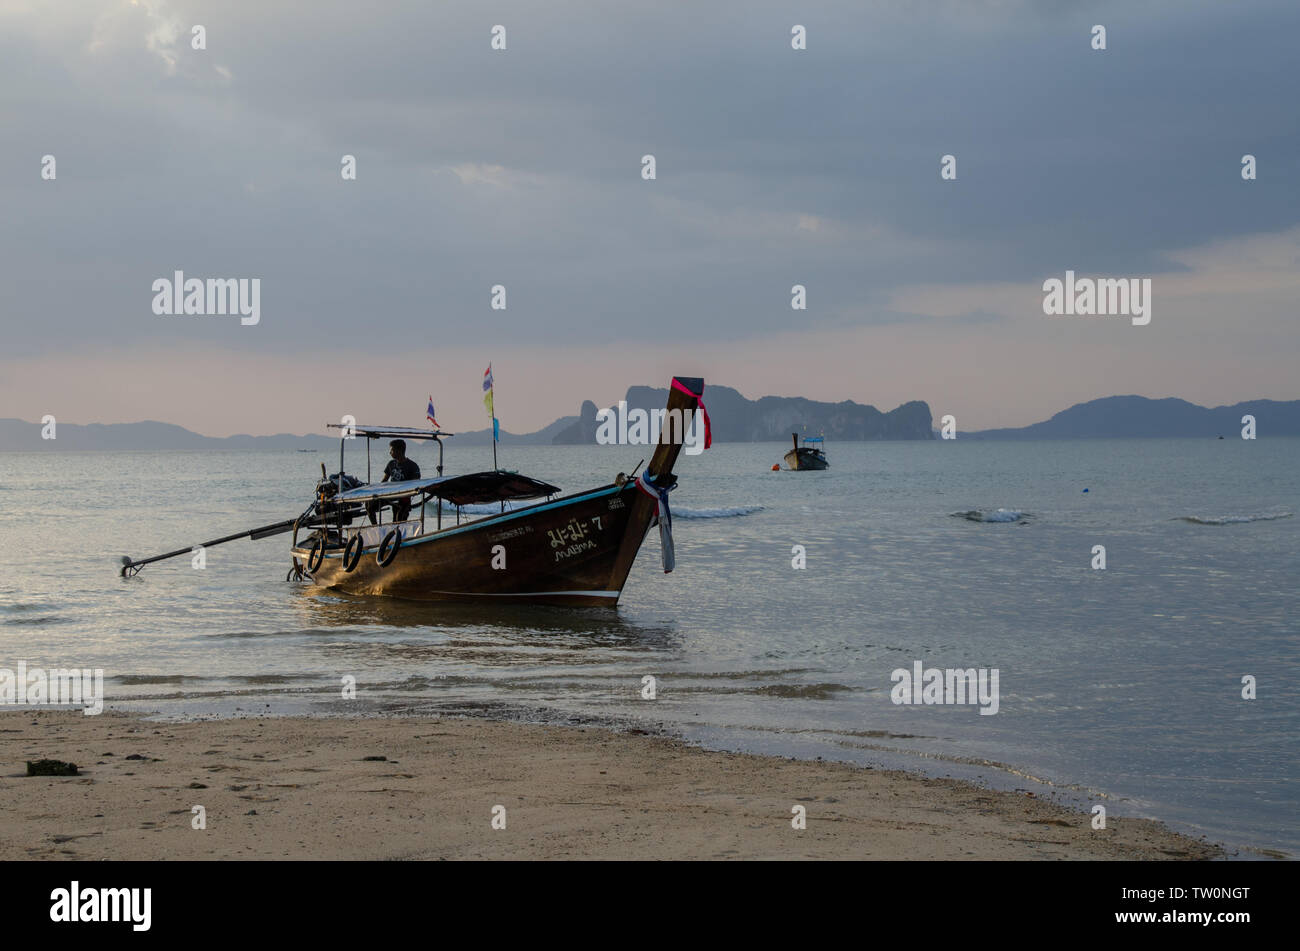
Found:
<box><xmin>315</xmin><ymin>471</ymin><xmax>364</xmax><ymax>499</ymax></box>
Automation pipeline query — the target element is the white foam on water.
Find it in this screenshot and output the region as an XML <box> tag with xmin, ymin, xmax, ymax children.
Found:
<box><xmin>674</xmin><ymin>505</ymin><xmax>763</xmax><ymax>519</ymax></box>
<box><xmin>952</xmin><ymin>508</ymin><xmax>1029</xmax><ymax>523</ymax></box>
<box><xmin>1174</xmin><ymin>512</ymin><xmax>1293</xmax><ymax>525</ymax></box>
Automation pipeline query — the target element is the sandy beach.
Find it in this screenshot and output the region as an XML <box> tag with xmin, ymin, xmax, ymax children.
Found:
<box><xmin>0</xmin><ymin>711</ymin><xmax>1220</xmax><ymax>860</ymax></box>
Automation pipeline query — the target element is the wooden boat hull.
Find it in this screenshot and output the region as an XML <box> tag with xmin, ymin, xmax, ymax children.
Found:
<box><xmin>784</xmin><ymin>448</ymin><xmax>829</xmax><ymax>470</ymax></box>
<box><xmin>292</xmin><ymin>483</ymin><xmax>654</xmax><ymax>606</ymax></box>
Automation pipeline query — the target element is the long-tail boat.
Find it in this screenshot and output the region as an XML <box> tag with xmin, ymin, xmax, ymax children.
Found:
<box><xmin>120</xmin><ymin>377</ymin><xmax>709</xmax><ymax>607</ymax></box>
<box><xmin>784</xmin><ymin>432</ymin><xmax>828</xmax><ymax>470</ymax></box>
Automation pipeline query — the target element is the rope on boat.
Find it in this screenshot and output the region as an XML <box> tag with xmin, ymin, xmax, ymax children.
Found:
<box><xmin>636</xmin><ymin>471</ymin><xmax>676</xmax><ymax>573</ymax></box>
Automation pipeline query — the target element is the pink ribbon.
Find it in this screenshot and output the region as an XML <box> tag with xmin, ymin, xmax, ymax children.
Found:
<box><xmin>671</xmin><ymin>378</ymin><xmax>711</xmax><ymax>449</ymax></box>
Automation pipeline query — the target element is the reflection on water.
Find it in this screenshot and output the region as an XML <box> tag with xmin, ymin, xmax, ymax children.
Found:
<box><xmin>286</xmin><ymin>586</ymin><xmax>681</xmax><ymax>649</ymax></box>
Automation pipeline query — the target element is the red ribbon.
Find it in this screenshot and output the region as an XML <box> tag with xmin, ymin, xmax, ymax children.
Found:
<box><xmin>670</xmin><ymin>378</ymin><xmax>711</xmax><ymax>449</ymax></box>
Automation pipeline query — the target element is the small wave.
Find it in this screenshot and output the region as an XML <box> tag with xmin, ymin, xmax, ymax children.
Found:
<box><xmin>115</xmin><ymin>674</ymin><xmax>195</xmax><ymax>685</ymax></box>
<box><xmin>233</xmin><ymin>674</ymin><xmax>296</xmax><ymax>685</ymax></box>
<box><xmin>203</xmin><ymin>628</ymin><xmax>356</xmax><ymax>639</ymax></box>
<box><xmin>674</xmin><ymin>505</ymin><xmax>763</xmax><ymax>519</ymax></box>
<box><xmin>752</xmin><ymin>683</ymin><xmax>853</xmax><ymax>700</ymax></box>
<box><xmin>952</xmin><ymin>509</ymin><xmax>1030</xmax><ymax>523</ymax></box>
<box><xmin>1174</xmin><ymin>512</ymin><xmax>1293</xmax><ymax>526</ymax></box>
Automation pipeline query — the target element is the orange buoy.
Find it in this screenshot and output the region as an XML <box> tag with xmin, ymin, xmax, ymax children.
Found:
<box><xmin>771</xmin><ymin>464</ymin><xmax>780</xmax><ymax>471</ymax></box>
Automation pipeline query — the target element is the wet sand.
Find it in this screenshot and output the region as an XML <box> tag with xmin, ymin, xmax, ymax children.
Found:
<box><xmin>0</xmin><ymin>711</ymin><xmax>1220</xmax><ymax>860</ymax></box>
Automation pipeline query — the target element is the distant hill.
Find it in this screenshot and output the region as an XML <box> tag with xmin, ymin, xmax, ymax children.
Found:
<box><xmin>0</xmin><ymin>386</ymin><xmax>936</xmax><ymax>450</ymax></box>
<box><xmin>0</xmin><ymin>418</ymin><xmax>340</xmax><ymax>452</ymax></box>
<box><xmin>965</xmin><ymin>396</ymin><xmax>1300</xmax><ymax>439</ymax></box>
<box><xmin>0</xmin><ymin>417</ymin><xmax>572</xmax><ymax>451</ymax></box>
<box><xmin>6</xmin><ymin>392</ymin><xmax>1294</xmax><ymax>451</ymax></box>
<box><xmin>551</xmin><ymin>385</ymin><xmax>934</xmax><ymax>443</ymax></box>
<box><xmin>454</xmin><ymin>414</ymin><xmax>579</xmax><ymax>447</ymax></box>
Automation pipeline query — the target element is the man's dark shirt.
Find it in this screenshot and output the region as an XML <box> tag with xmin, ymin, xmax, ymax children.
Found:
<box><xmin>384</xmin><ymin>458</ymin><xmax>421</xmax><ymax>482</ymax></box>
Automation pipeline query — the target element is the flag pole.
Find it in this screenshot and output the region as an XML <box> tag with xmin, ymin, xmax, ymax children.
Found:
<box><xmin>489</xmin><ymin>365</ymin><xmax>500</xmax><ymax>510</ymax></box>
<box><xmin>484</xmin><ymin>363</ymin><xmax>499</xmax><ymax>472</ymax></box>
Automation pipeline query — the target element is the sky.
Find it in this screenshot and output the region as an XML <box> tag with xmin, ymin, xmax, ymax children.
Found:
<box><xmin>2</xmin><ymin>0</ymin><xmax>1297</xmax><ymax>436</ymax></box>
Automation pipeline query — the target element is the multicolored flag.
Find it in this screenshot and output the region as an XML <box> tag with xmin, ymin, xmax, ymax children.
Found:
<box><xmin>426</xmin><ymin>396</ymin><xmax>439</xmax><ymax>429</ymax></box>
<box><xmin>483</xmin><ymin>363</ymin><xmax>500</xmax><ymax>468</ymax></box>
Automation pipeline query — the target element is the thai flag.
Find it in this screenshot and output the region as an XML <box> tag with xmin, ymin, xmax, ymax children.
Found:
<box><xmin>426</xmin><ymin>396</ymin><xmax>439</xmax><ymax>429</ymax></box>
<box><xmin>482</xmin><ymin>364</ymin><xmax>493</xmax><ymax>392</ymax></box>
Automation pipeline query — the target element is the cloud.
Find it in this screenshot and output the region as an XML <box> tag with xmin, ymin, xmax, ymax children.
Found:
<box><xmin>3</xmin><ymin>224</ymin><xmax>1296</xmax><ymax>434</ymax></box>
<box><xmin>450</xmin><ymin>164</ymin><xmax>520</xmax><ymax>187</ymax></box>
<box><xmin>84</xmin><ymin>0</ymin><xmax>184</xmax><ymax>73</ymax></box>
<box><xmin>887</xmin><ymin>225</ymin><xmax>1300</xmax><ymax>331</ymax></box>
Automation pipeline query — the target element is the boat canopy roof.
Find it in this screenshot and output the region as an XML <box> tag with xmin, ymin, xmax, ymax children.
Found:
<box><xmin>805</xmin><ymin>436</ymin><xmax>824</xmax><ymax>443</ymax></box>
<box><xmin>325</xmin><ymin>424</ymin><xmax>452</xmax><ymax>440</ymax></box>
<box><xmin>334</xmin><ymin>471</ymin><xmax>561</xmax><ymax>506</ymax></box>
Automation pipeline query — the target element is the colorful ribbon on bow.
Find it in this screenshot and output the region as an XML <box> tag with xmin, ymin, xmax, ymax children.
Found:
<box><xmin>636</xmin><ymin>471</ymin><xmax>676</xmax><ymax>573</ymax></box>
<box><xmin>671</xmin><ymin>378</ymin><xmax>710</xmax><ymax>449</ymax></box>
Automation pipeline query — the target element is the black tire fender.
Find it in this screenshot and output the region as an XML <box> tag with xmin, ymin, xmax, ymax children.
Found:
<box><xmin>307</xmin><ymin>537</ymin><xmax>326</xmax><ymax>573</ymax></box>
<box><xmin>342</xmin><ymin>534</ymin><xmax>364</xmax><ymax>572</ymax></box>
<box><xmin>376</xmin><ymin>528</ymin><xmax>402</xmax><ymax>567</ymax></box>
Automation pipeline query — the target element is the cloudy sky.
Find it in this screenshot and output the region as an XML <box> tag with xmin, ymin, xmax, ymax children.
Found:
<box><xmin>2</xmin><ymin>0</ymin><xmax>1297</xmax><ymax>436</ymax></box>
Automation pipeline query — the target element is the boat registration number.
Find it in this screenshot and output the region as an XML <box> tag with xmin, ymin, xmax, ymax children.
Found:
<box><xmin>548</xmin><ymin>516</ymin><xmax>604</xmax><ymax>549</ymax></box>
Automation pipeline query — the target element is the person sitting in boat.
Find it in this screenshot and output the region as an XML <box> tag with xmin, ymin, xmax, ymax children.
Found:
<box><xmin>366</xmin><ymin>439</ymin><xmax>421</xmax><ymax>525</ymax></box>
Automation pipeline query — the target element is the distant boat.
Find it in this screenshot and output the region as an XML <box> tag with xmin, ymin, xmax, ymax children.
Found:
<box><xmin>784</xmin><ymin>432</ymin><xmax>828</xmax><ymax>470</ymax></box>
<box><xmin>297</xmin><ymin>449</ymin><xmax>318</xmax><ymax>453</ymax></box>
